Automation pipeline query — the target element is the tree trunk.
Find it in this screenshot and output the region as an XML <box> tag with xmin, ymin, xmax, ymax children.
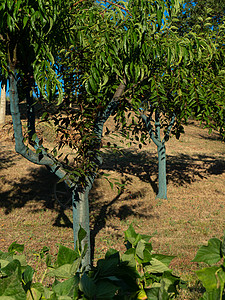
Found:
<box><xmin>9</xmin><ymin>64</ymin><xmax>126</xmax><ymax>269</ymax></box>
<box><xmin>72</xmin><ymin>184</ymin><xmax>91</xmax><ymax>269</ymax></box>
<box><xmin>141</xmin><ymin>110</ymin><xmax>176</xmax><ymax>200</ymax></box>
<box><xmin>0</xmin><ymin>81</ymin><xmax>6</xmax><ymax>125</ymax></box>
<box><xmin>25</xmin><ymin>74</ymin><xmax>36</xmax><ymax>142</ymax></box>
<box><xmin>71</xmin><ymin>81</ymin><xmax>126</xmax><ymax>268</ymax></box>
<box><xmin>156</xmin><ymin>141</ymin><xmax>167</xmax><ymax>199</ymax></box>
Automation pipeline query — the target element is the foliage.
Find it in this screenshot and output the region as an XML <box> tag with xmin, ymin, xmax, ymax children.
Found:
<box><xmin>174</xmin><ymin>0</ymin><xmax>225</xmax><ymax>36</ymax></box>
<box><xmin>0</xmin><ymin>225</ymin><xmax>183</xmax><ymax>299</ymax></box>
<box><xmin>1</xmin><ymin>0</ymin><xmax>225</xmax><ymax>267</ymax></box>
<box><xmin>2</xmin><ymin>227</ymin><xmax>225</xmax><ymax>299</ymax></box>
<box><xmin>192</xmin><ymin>232</ymin><xmax>225</xmax><ymax>300</ymax></box>
<box><xmin>0</xmin><ymin>0</ymin><xmax>82</xmax><ymax>100</ymax></box>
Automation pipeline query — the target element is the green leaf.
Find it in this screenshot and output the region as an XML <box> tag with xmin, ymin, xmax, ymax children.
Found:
<box><xmin>105</xmin><ymin>249</ymin><xmax>119</xmax><ymax>258</ymax></box>
<box><xmin>69</xmin><ymin>258</ymin><xmax>81</xmax><ymax>275</ymax></box>
<box><xmin>47</xmin><ymin>17</ymin><xmax>53</xmax><ymax>34</ymax></box>
<box><xmin>13</xmin><ymin>254</ymin><xmax>27</xmax><ymax>269</ymax></box>
<box><xmin>136</xmin><ymin>289</ymin><xmax>147</xmax><ymax>300</ymax></box>
<box><xmin>124</xmin><ymin>224</ymin><xmax>137</xmax><ymax>245</ymax></box>
<box><xmin>144</xmin><ymin>258</ymin><xmax>170</xmax><ymax>273</ymax></box>
<box><xmin>53</xmin><ymin>276</ymin><xmax>79</xmax><ymax>296</ymax></box>
<box><xmin>123</xmin><ymin>35</ymin><xmax>127</xmax><ymax>54</ymax></box>
<box><xmin>48</xmin><ymin>264</ymin><xmax>73</xmax><ymax>279</ymax></box>
<box><xmin>102</xmin><ymin>73</ymin><xmax>109</xmax><ymax>86</ymax></box>
<box><xmin>8</xmin><ymin>243</ymin><xmax>24</xmax><ymax>254</ymax></box>
<box><xmin>192</xmin><ymin>238</ymin><xmax>222</xmax><ymax>265</ymax></box>
<box><xmin>121</xmin><ymin>248</ymin><xmax>136</xmax><ymax>268</ymax></box>
<box><xmin>23</xmin><ymin>16</ymin><xmax>29</xmax><ymax>28</ymax></box>
<box><xmin>79</xmin><ymin>273</ymin><xmax>96</xmax><ymax>298</ymax></box>
<box><xmin>134</xmin><ymin>234</ymin><xmax>144</xmax><ymax>247</ymax></box>
<box><xmin>43</xmin><ymin>286</ymin><xmax>54</xmax><ymax>299</ymax></box>
<box><xmin>26</xmin><ymin>283</ymin><xmax>44</xmax><ymax>300</ymax></box>
<box><xmin>0</xmin><ymin>260</ymin><xmax>21</xmax><ymax>278</ymax></box>
<box><xmin>157</xmin><ymin>9</ymin><xmax>162</xmax><ymax>28</ymax></box>
<box><xmin>26</xmin><ymin>288</ymin><xmax>41</xmax><ymax>300</ymax></box>
<box><xmin>0</xmin><ymin>259</ymin><xmax>10</xmax><ymax>269</ymax></box>
<box><xmin>152</xmin><ymin>254</ymin><xmax>175</xmax><ymax>267</ymax></box>
<box><xmin>78</xmin><ymin>226</ymin><xmax>87</xmax><ymax>244</ymax></box>
<box><xmin>0</xmin><ymin>273</ymin><xmax>26</xmax><ymax>300</ymax></box>
<box><xmin>89</xmin><ymin>76</ymin><xmax>97</xmax><ymax>93</ymax></box>
<box><xmin>200</xmin><ymin>289</ymin><xmax>221</xmax><ymax>300</ymax></box>
<box><xmin>142</xmin><ymin>249</ymin><xmax>152</xmax><ymax>263</ymax></box>
<box><xmin>145</xmin><ymin>287</ymin><xmax>160</xmax><ymax>300</ymax></box>
<box><xmin>196</xmin><ymin>266</ymin><xmax>220</xmax><ymax>292</ymax></box>
<box><xmin>95</xmin><ymin>280</ymin><xmax>118</xmax><ymax>299</ymax></box>
<box><xmin>161</xmin><ymin>271</ymin><xmax>181</xmax><ymax>295</ymax></box>
<box><xmin>136</xmin><ymin>240</ymin><xmax>146</xmax><ymax>260</ymax></box>
<box><xmin>56</xmin><ymin>245</ymin><xmax>78</xmax><ymax>267</ymax></box>
<box><xmin>141</xmin><ymin>234</ymin><xmax>152</xmax><ymax>243</ymax></box>
<box><xmin>23</xmin><ymin>265</ymin><xmax>34</xmax><ymax>284</ymax></box>
<box><xmin>96</xmin><ymin>252</ymin><xmax>120</xmax><ymax>277</ymax></box>
<box><xmin>0</xmin><ymin>252</ymin><xmax>13</xmax><ymax>261</ymax></box>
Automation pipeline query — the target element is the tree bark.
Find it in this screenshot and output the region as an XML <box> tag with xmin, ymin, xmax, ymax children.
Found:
<box><xmin>0</xmin><ymin>81</ymin><xmax>6</xmax><ymax>125</ymax></box>
<box><xmin>72</xmin><ymin>182</ymin><xmax>92</xmax><ymax>268</ymax></box>
<box><xmin>141</xmin><ymin>110</ymin><xmax>175</xmax><ymax>200</ymax></box>
<box><xmin>9</xmin><ymin>67</ymin><xmax>73</xmax><ymax>186</ymax></box>
<box><xmin>72</xmin><ymin>80</ymin><xmax>126</xmax><ymax>268</ymax></box>
<box><xmin>156</xmin><ymin>141</ymin><xmax>167</xmax><ymax>199</ymax></box>
<box><xmin>9</xmin><ymin>66</ymin><xmax>126</xmax><ymax>269</ymax></box>
<box><xmin>25</xmin><ymin>73</ymin><xmax>36</xmax><ymax>142</ymax></box>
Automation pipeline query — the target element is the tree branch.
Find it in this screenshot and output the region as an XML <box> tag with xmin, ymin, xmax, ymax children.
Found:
<box><xmin>94</xmin><ymin>80</ymin><xmax>126</xmax><ymax>142</ymax></box>
<box><xmin>141</xmin><ymin>112</ymin><xmax>161</xmax><ymax>147</ymax></box>
<box><xmin>9</xmin><ymin>67</ymin><xmax>74</xmax><ymax>188</ymax></box>
<box><xmin>103</xmin><ymin>0</ymin><xmax>132</xmax><ymax>16</ymax></box>
<box><xmin>163</xmin><ymin>112</ymin><xmax>176</xmax><ymax>142</ymax></box>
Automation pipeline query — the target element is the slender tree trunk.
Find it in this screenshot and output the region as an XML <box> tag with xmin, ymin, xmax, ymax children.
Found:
<box><xmin>9</xmin><ymin>59</ymin><xmax>126</xmax><ymax>270</ymax></box>
<box><xmin>141</xmin><ymin>110</ymin><xmax>175</xmax><ymax>200</ymax></box>
<box><xmin>9</xmin><ymin>68</ymin><xmax>70</xmax><ymax>178</ymax></box>
<box><xmin>71</xmin><ymin>81</ymin><xmax>126</xmax><ymax>268</ymax></box>
<box><xmin>156</xmin><ymin>141</ymin><xmax>167</xmax><ymax>199</ymax></box>
<box><xmin>72</xmin><ymin>182</ymin><xmax>92</xmax><ymax>268</ymax></box>
<box><xmin>25</xmin><ymin>74</ymin><xmax>36</xmax><ymax>141</ymax></box>
<box><xmin>0</xmin><ymin>81</ymin><xmax>6</xmax><ymax>125</ymax></box>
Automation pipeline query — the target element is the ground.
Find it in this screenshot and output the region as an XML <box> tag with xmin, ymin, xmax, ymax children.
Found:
<box><xmin>0</xmin><ymin>115</ymin><xmax>225</xmax><ymax>299</ymax></box>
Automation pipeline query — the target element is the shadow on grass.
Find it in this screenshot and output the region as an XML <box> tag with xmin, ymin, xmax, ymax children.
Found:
<box><xmin>0</xmin><ymin>150</ymin><xmax>18</xmax><ymax>171</ymax></box>
<box><xmin>0</xmin><ymin>166</ymin><xmax>54</xmax><ymax>213</ymax></box>
<box><xmin>100</xmin><ymin>149</ymin><xmax>225</xmax><ymax>188</ymax></box>
<box><xmin>0</xmin><ymin>162</ymin><xmax>73</xmax><ymax>228</ymax></box>
<box><xmin>0</xmin><ymin>147</ymin><xmax>224</xmax><ymax>253</ymax></box>
<box><xmin>199</xmin><ymin>132</ymin><xmax>224</xmax><ymax>142</ymax></box>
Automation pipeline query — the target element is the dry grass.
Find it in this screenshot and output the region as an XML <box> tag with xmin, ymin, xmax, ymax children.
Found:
<box><xmin>0</xmin><ymin>115</ymin><xmax>225</xmax><ymax>299</ymax></box>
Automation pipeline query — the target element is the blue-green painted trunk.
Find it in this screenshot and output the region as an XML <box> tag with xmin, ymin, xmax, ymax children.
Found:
<box><xmin>10</xmin><ymin>68</ymin><xmax>125</xmax><ymax>270</ymax></box>
<box><xmin>156</xmin><ymin>141</ymin><xmax>167</xmax><ymax>199</ymax></box>
<box><xmin>63</xmin><ymin>187</ymin><xmax>91</xmax><ymax>268</ymax></box>
<box><xmin>72</xmin><ymin>187</ymin><xmax>91</xmax><ymax>269</ymax></box>
<box><xmin>141</xmin><ymin>110</ymin><xmax>175</xmax><ymax>200</ymax></box>
<box><xmin>25</xmin><ymin>77</ymin><xmax>36</xmax><ymax>142</ymax></box>
<box><xmin>71</xmin><ymin>82</ymin><xmax>126</xmax><ymax>268</ymax></box>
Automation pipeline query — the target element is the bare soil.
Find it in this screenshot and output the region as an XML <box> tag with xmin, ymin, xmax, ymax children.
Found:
<box><xmin>0</xmin><ymin>115</ymin><xmax>225</xmax><ymax>299</ymax></box>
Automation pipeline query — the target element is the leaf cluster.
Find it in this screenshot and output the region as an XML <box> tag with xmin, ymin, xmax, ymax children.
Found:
<box><xmin>193</xmin><ymin>232</ymin><xmax>225</xmax><ymax>299</ymax></box>
<box><xmin>0</xmin><ymin>225</ymin><xmax>182</xmax><ymax>299</ymax></box>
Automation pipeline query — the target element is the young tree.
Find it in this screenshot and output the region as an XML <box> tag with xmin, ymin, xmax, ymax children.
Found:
<box><xmin>0</xmin><ymin>0</ymin><xmax>128</xmax><ymax>268</ymax></box>
<box><xmin>106</xmin><ymin>0</ymin><xmax>225</xmax><ymax>199</ymax></box>
<box><xmin>0</xmin><ymin>0</ymin><xmax>89</xmax><ymax>267</ymax></box>
<box><xmin>1</xmin><ymin>0</ymin><xmax>224</xmax><ymax>269</ymax></box>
